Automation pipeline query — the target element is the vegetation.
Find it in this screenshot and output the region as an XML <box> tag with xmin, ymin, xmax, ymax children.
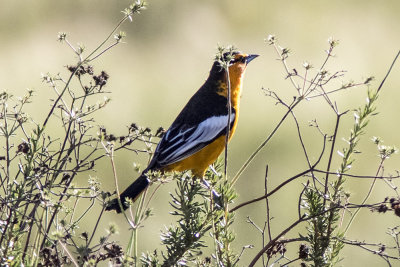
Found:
<box><xmin>1</xmin><ymin>1</ymin><xmax>400</xmax><ymax>266</ymax></box>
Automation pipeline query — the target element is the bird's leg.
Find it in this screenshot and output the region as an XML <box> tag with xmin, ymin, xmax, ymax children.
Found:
<box><xmin>202</xmin><ymin>179</ymin><xmax>219</xmax><ymax>196</ymax></box>
<box><xmin>202</xmin><ymin>179</ymin><xmax>222</xmax><ymax>209</ymax></box>
<box><xmin>209</xmin><ymin>165</ymin><xmax>221</xmax><ymax>176</ymax></box>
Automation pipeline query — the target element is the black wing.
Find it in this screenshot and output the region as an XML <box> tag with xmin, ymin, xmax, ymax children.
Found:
<box><xmin>151</xmin><ymin>113</ymin><xmax>235</xmax><ymax>168</ymax></box>
<box><xmin>146</xmin><ymin>77</ymin><xmax>235</xmax><ymax>170</ymax></box>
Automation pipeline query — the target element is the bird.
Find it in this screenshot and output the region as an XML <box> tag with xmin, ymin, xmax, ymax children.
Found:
<box><xmin>106</xmin><ymin>51</ymin><xmax>258</xmax><ymax>213</ymax></box>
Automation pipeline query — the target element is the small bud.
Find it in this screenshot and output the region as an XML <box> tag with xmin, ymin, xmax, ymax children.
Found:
<box><xmin>66</xmin><ymin>65</ymin><xmax>76</xmax><ymax>73</ymax></box>
<box><xmin>319</xmin><ymin>69</ymin><xmax>328</xmax><ymax>78</ymax></box>
<box><xmin>303</xmin><ymin>61</ymin><xmax>312</xmax><ymax>70</ymax></box>
<box><xmin>364</xmin><ymin>76</ymin><xmax>374</xmax><ymax>85</ymax></box>
<box><xmin>57</xmin><ymin>32</ymin><xmax>67</xmax><ymax>42</ymax></box>
<box><xmin>85</xmin><ymin>65</ymin><xmax>94</xmax><ymax>75</ymax></box>
<box><xmin>93</xmin><ymin>71</ymin><xmax>110</xmax><ymax>89</ymax></box>
<box><xmin>105</xmin><ymin>134</ymin><xmax>117</xmax><ymax>142</ymax></box>
<box><xmin>114</xmin><ymin>31</ymin><xmax>126</xmax><ymax>42</ymax></box>
<box><xmin>77</xmin><ymin>43</ymin><xmax>85</xmax><ymax>55</ymax></box>
<box><xmin>108</xmin><ymin>223</ymin><xmax>118</xmax><ymax>235</ymax></box>
<box><xmin>378</xmin><ymin>204</ymin><xmax>388</xmax><ymax>213</ymax></box>
<box><xmin>328</xmin><ymin>37</ymin><xmax>339</xmax><ymax>48</ymax></box>
<box><xmin>281</xmin><ymin>47</ymin><xmax>290</xmax><ymax>58</ymax></box>
<box><xmin>155</xmin><ymin>127</ymin><xmax>166</xmax><ymax>138</ymax></box>
<box><xmin>123</xmin><ymin>0</ymin><xmax>147</xmax><ymax>21</ymax></box>
<box><xmin>81</xmin><ymin>232</ymin><xmax>89</xmax><ymax>240</ymax></box>
<box><xmin>133</xmin><ymin>162</ymin><xmax>141</xmax><ymax>173</ymax></box>
<box><xmin>51</xmin><ymin>230</ymin><xmax>64</xmax><ymax>240</ymax></box>
<box><xmin>99</xmin><ymin>236</ymin><xmax>107</xmax><ymax>244</ymax></box>
<box><xmin>17</xmin><ymin>142</ymin><xmax>29</xmax><ymax>154</ymax></box>
<box><xmin>394</xmin><ymin>206</ymin><xmax>400</xmax><ymax>217</ymax></box>
<box><xmin>130</xmin><ymin>0</ymin><xmax>147</xmax><ymax>14</ymax></box>
<box><xmin>299</xmin><ymin>244</ymin><xmax>309</xmax><ymax>259</ymax></box>
<box><xmin>265</xmin><ymin>34</ymin><xmax>276</xmax><ymax>45</ymax></box>
<box><xmin>130</xmin><ymin>123</ymin><xmax>139</xmax><ymax>132</ymax></box>
<box><xmin>372</xmin><ymin>136</ymin><xmax>382</xmax><ymax>145</ymax></box>
<box><xmin>61</xmin><ymin>173</ymin><xmax>71</xmax><ymax>183</ymax></box>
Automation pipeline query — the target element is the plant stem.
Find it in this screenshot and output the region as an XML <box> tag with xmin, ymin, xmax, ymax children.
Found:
<box><xmin>322</xmin><ymin>113</ymin><xmax>342</xmax><ymax>207</ymax></box>
<box><xmin>344</xmin><ymin>159</ymin><xmax>384</xmax><ymax>234</ymax></box>
<box><xmin>224</xmin><ymin>63</ymin><xmax>232</xmax><ymax>179</ymax></box>
<box><xmin>231</xmin><ymin>99</ymin><xmax>301</xmax><ymax>187</ymax></box>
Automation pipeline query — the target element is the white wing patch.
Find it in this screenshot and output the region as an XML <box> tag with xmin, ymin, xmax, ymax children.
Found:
<box><xmin>156</xmin><ymin>114</ymin><xmax>235</xmax><ymax>165</ymax></box>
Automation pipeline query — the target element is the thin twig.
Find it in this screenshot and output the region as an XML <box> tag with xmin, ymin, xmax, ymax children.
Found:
<box><xmin>264</xmin><ymin>165</ymin><xmax>271</xmax><ymax>267</ymax></box>
<box><xmin>312</xmin><ymin>169</ymin><xmax>400</xmax><ymax>179</ymax></box>
<box><xmin>224</xmin><ymin>60</ymin><xmax>232</xmax><ymax>179</ymax></box>
<box><xmin>377</xmin><ymin>50</ymin><xmax>400</xmax><ymax>93</ymax></box>
<box><xmin>231</xmin><ymin>98</ymin><xmax>301</xmax><ymax>188</ymax></box>
<box><xmin>265</xmin><ymin>165</ymin><xmax>272</xmax><ymax>242</ymax></box>
<box><xmin>231</xmin><ymin>134</ymin><xmax>326</xmax><ymax>212</ymax></box>
<box><xmin>59</xmin><ymin>240</ymin><xmax>79</xmax><ymax>267</ymax></box>
<box><xmin>249</xmin><ymin>215</ymin><xmax>306</xmax><ymax>267</ymax></box>
<box><xmin>109</xmin><ymin>145</ymin><xmax>135</xmax><ymax>229</ymax></box>
<box><xmin>230</xmin><ymin>168</ymin><xmax>311</xmax><ymax>213</ymax></box>
<box><xmin>323</xmin><ymin>112</ymin><xmax>343</xmax><ymax>207</ymax></box>
<box><xmin>344</xmin><ymin>158</ymin><xmax>385</xmax><ymax>234</ymax></box>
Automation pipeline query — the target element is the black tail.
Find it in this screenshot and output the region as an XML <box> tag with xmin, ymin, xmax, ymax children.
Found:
<box><xmin>106</xmin><ymin>174</ymin><xmax>150</xmax><ymax>213</ymax></box>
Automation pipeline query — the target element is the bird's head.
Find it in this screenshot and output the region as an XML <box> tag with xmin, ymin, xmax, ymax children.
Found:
<box><xmin>206</xmin><ymin>51</ymin><xmax>258</xmax><ymax>101</ymax></box>
<box><xmin>210</xmin><ymin>51</ymin><xmax>258</xmax><ymax>80</ymax></box>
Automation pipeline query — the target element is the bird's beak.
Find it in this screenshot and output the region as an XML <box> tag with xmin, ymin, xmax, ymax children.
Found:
<box><xmin>245</xmin><ymin>54</ymin><xmax>259</xmax><ymax>64</ymax></box>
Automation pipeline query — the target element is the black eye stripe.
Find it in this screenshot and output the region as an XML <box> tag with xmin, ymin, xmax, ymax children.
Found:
<box><xmin>229</xmin><ymin>56</ymin><xmax>245</xmax><ymax>64</ymax></box>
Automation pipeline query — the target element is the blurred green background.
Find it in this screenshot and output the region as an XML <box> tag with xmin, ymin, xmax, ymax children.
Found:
<box><xmin>1</xmin><ymin>0</ymin><xmax>400</xmax><ymax>265</ymax></box>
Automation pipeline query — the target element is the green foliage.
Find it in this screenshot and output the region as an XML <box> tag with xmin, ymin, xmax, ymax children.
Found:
<box><xmin>0</xmin><ymin>1</ymin><xmax>148</xmax><ymax>266</ymax></box>
<box><xmin>160</xmin><ymin>176</ymin><xmax>208</xmax><ymax>266</ymax></box>
<box><xmin>240</xmin><ymin>36</ymin><xmax>400</xmax><ymax>267</ymax></box>
<box><xmin>302</xmin><ymin>188</ymin><xmax>331</xmax><ymax>266</ymax></box>
<box><xmin>141</xmin><ymin>160</ymin><xmax>240</xmax><ymax>267</ymax></box>
<box><xmin>1</xmin><ymin>1</ymin><xmax>400</xmax><ymax>266</ymax></box>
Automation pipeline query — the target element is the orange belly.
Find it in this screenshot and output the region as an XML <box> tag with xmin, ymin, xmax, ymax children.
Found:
<box><xmin>163</xmin><ymin>135</ymin><xmax>228</xmax><ymax>177</ymax></box>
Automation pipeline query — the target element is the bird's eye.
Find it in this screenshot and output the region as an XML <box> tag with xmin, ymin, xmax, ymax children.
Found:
<box><xmin>229</xmin><ymin>58</ymin><xmax>238</xmax><ymax>65</ymax></box>
<box><xmin>229</xmin><ymin>56</ymin><xmax>245</xmax><ymax>65</ymax></box>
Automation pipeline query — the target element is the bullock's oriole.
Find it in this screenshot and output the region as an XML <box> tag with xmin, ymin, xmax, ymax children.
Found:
<box><xmin>106</xmin><ymin>51</ymin><xmax>258</xmax><ymax>213</ymax></box>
